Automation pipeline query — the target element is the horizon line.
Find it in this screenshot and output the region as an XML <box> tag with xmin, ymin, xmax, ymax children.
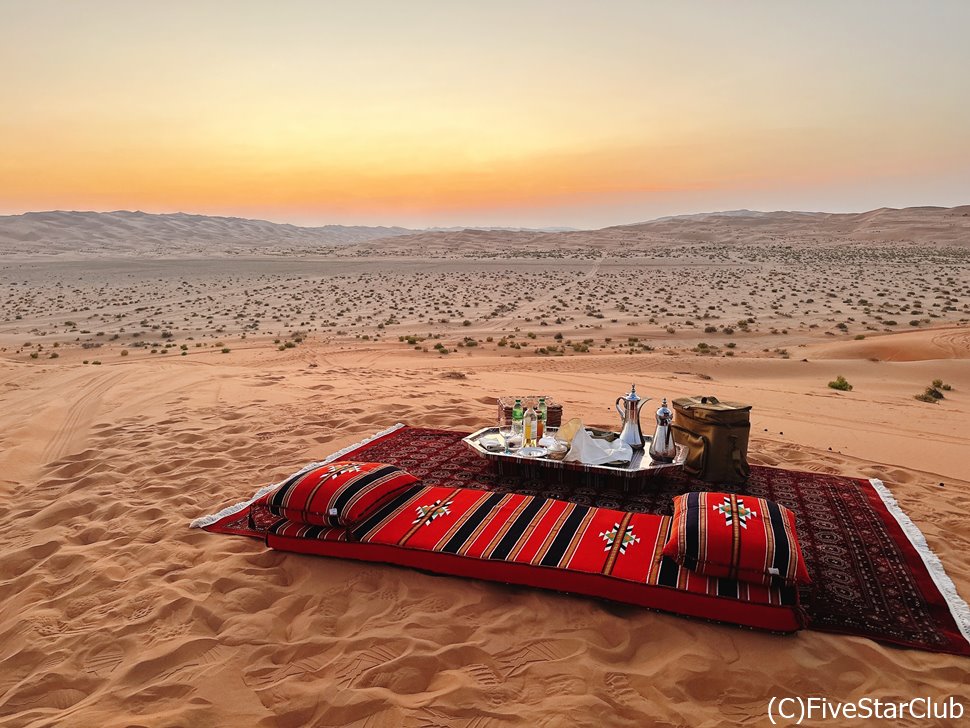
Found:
<box><xmin>2</xmin><ymin>202</ymin><xmax>967</xmax><ymax>233</ymax></box>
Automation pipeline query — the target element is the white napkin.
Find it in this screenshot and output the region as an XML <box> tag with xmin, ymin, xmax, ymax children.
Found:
<box><xmin>563</xmin><ymin>426</ymin><xmax>633</xmax><ymax>466</ymax></box>
<box><xmin>479</xmin><ymin>435</ymin><xmax>504</xmax><ymax>451</ymax></box>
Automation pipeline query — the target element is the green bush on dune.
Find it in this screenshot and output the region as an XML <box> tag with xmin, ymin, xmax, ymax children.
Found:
<box><xmin>915</xmin><ymin>379</ymin><xmax>953</xmax><ymax>403</ymax></box>
<box><xmin>828</xmin><ymin>375</ymin><xmax>853</xmax><ymax>392</ymax></box>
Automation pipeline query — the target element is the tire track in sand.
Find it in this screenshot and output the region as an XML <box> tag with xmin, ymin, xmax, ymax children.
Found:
<box><xmin>41</xmin><ymin>370</ymin><xmax>126</xmax><ymax>465</ymax></box>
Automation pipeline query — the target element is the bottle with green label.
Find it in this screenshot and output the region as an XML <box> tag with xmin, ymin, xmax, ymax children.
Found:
<box><xmin>537</xmin><ymin>396</ymin><xmax>547</xmax><ymax>440</ymax></box>
<box><xmin>512</xmin><ymin>398</ymin><xmax>524</xmax><ymax>441</ymax></box>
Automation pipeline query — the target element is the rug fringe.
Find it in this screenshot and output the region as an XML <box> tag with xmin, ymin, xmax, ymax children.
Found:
<box><xmin>189</xmin><ymin>423</ymin><xmax>407</xmax><ymax>529</ymax></box>
<box><xmin>869</xmin><ymin>478</ymin><xmax>970</xmax><ymax>647</ymax></box>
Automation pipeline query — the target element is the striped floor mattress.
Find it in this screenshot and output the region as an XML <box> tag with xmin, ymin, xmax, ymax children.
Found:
<box><xmin>265</xmin><ymin>481</ymin><xmax>805</xmax><ymax>632</ymax></box>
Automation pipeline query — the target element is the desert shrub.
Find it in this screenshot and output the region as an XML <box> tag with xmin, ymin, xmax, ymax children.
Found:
<box><xmin>221</xmin><ymin>347</ymin><xmax>231</xmax><ymax>354</ymax></box>
<box><xmin>916</xmin><ymin>379</ymin><xmax>952</xmax><ymax>402</ymax></box>
<box><xmin>120</xmin><ymin>349</ymin><xmax>129</xmax><ymax>357</ymax></box>
<box><xmin>828</xmin><ymin>375</ymin><xmax>853</xmax><ymax>391</ymax></box>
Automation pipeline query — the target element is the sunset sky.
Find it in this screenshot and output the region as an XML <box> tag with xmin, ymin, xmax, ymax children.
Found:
<box><xmin>2</xmin><ymin>1</ymin><xmax>969</xmax><ymax>228</ymax></box>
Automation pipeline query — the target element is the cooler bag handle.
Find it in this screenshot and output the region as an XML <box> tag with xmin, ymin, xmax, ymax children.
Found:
<box><xmin>671</xmin><ymin>425</ymin><xmax>707</xmax><ymax>477</ymax></box>
<box><xmin>699</xmin><ymin>396</ymin><xmax>720</xmax><ymax>405</ymax></box>
<box><xmin>730</xmin><ymin>435</ymin><xmax>750</xmax><ymax>479</ymax></box>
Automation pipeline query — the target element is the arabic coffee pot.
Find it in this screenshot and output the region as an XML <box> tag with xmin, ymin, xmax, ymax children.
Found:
<box><xmin>648</xmin><ymin>398</ymin><xmax>677</xmax><ymax>463</ymax></box>
<box><xmin>615</xmin><ymin>384</ymin><xmax>649</xmax><ymax>450</ymax></box>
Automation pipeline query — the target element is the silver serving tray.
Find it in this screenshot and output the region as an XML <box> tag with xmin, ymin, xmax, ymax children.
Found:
<box><xmin>462</xmin><ymin>426</ymin><xmax>685</xmax><ymax>481</ymax></box>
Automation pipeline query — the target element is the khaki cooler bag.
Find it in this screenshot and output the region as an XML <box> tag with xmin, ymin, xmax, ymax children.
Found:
<box><xmin>671</xmin><ymin>396</ymin><xmax>751</xmax><ymax>483</ymax></box>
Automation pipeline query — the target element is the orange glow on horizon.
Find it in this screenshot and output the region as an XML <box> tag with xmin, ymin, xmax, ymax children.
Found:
<box><xmin>2</xmin><ymin>2</ymin><xmax>969</xmax><ymax>226</ymax></box>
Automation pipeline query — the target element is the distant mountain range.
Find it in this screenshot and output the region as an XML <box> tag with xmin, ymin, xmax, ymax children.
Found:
<box><xmin>1</xmin><ymin>206</ymin><xmax>967</xmax><ymax>257</ymax></box>
<box><xmin>0</xmin><ymin>210</ymin><xmax>579</xmax><ymax>256</ymax></box>
<box><xmin>637</xmin><ymin>205</ymin><xmax>970</xmax><ymax>226</ymax></box>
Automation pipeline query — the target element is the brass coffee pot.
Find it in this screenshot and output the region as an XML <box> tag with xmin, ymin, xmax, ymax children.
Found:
<box><xmin>615</xmin><ymin>384</ymin><xmax>649</xmax><ymax>450</ymax></box>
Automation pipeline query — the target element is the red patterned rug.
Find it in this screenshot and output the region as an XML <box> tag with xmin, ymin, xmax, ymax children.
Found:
<box><xmin>192</xmin><ymin>424</ymin><xmax>970</xmax><ymax>656</ymax></box>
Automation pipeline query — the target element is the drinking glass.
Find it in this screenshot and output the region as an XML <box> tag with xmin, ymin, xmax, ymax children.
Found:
<box><xmin>498</xmin><ymin>410</ymin><xmax>514</xmax><ymax>454</ymax></box>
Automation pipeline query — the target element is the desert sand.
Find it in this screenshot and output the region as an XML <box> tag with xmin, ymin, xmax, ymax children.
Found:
<box><xmin>1</xmin><ymin>208</ymin><xmax>969</xmax><ymax>726</ymax></box>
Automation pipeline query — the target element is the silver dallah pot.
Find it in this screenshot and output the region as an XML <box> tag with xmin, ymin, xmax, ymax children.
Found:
<box><xmin>615</xmin><ymin>384</ymin><xmax>649</xmax><ymax>450</ymax></box>
<box><xmin>648</xmin><ymin>398</ymin><xmax>677</xmax><ymax>463</ymax></box>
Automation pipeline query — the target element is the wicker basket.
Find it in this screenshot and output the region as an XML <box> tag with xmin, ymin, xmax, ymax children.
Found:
<box><xmin>497</xmin><ymin>395</ymin><xmax>563</xmax><ymax>428</ymax></box>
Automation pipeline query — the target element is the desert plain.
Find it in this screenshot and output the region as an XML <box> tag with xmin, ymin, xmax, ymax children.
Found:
<box><xmin>1</xmin><ymin>206</ymin><xmax>969</xmax><ymax>726</ymax></box>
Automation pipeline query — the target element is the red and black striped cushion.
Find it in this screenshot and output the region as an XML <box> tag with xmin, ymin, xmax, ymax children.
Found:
<box><xmin>265</xmin><ymin>483</ymin><xmax>804</xmax><ymax>632</ymax></box>
<box><xmin>661</xmin><ymin>491</ymin><xmax>811</xmax><ymax>587</ymax></box>
<box><xmin>253</xmin><ymin>461</ymin><xmax>419</xmax><ymax>528</ymax></box>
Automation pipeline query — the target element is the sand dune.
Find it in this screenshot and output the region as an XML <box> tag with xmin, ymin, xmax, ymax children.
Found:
<box><xmin>4</xmin><ymin>205</ymin><xmax>970</xmax><ymax>261</ymax></box>
<box><xmin>349</xmin><ymin>204</ymin><xmax>970</xmax><ymax>257</ymax></box>
<box><xmin>1</xmin><ymin>341</ymin><xmax>969</xmax><ymax>727</ymax></box>
<box><xmin>0</xmin><ymin>211</ymin><xmax>416</xmax><ymax>258</ymax></box>
<box><xmin>1</xmin><ymin>210</ymin><xmax>969</xmax><ymax>725</ymax></box>
<box><xmin>808</xmin><ymin>326</ymin><xmax>970</xmax><ymax>361</ymax></box>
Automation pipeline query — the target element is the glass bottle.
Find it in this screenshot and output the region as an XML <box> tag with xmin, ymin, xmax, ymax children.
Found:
<box><xmin>512</xmin><ymin>398</ymin><xmax>524</xmax><ymax>440</ymax></box>
<box><xmin>537</xmin><ymin>396</ymin><xmax>547</xmax><ymax>440</ymax></box>
<box><xmin>523</xmin><ymin>406</ymin><xmax>537</xmax><ymax>447</ymax></box>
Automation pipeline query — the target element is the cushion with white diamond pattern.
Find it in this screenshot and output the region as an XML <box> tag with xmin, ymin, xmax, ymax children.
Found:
<box><xmin>661</xmin><ymin>491</ymin><xmax>811</xmax><ymax>587</ymax></box>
